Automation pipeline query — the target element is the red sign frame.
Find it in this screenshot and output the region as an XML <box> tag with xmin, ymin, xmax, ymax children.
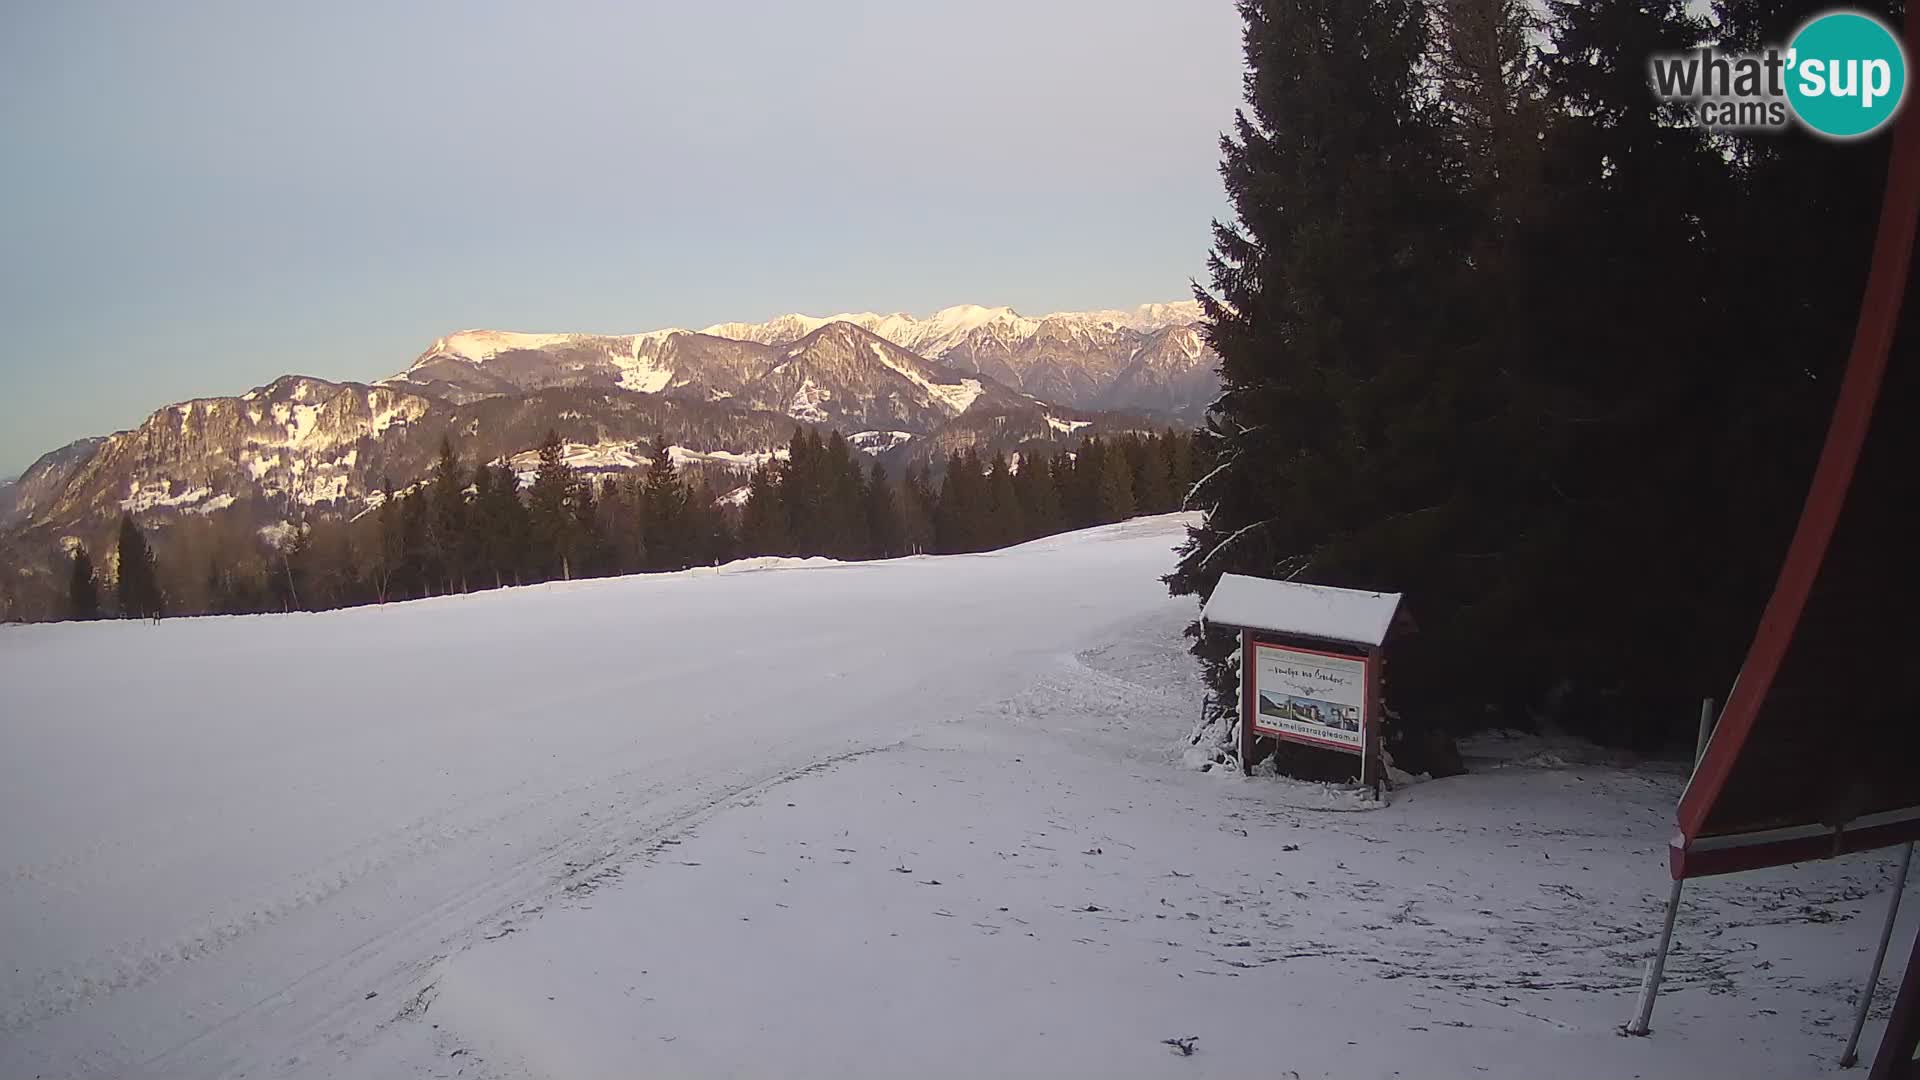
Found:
<box><xmin>1240</xmin><ymin>630</ymin><xmax>1378</xmax><ymax>779</ymax></box>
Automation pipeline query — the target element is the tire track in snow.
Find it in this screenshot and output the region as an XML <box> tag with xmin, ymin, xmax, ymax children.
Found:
<box><xmin>134</xmin><ymin>739</ymin><xmax>916</xmax><ymax>1078</ymax></box>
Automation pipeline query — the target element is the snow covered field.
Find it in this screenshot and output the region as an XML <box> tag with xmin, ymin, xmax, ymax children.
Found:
<box><xmin>1</xmin><ymin>513</ymin><xmax>1909</xmax><ymax>1078</ymax></box>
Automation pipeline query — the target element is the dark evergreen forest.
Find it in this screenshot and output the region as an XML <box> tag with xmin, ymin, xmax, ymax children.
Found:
<box><xmin>1169</xmin><ymin>0</ymin><xmax>1915</xmax><ymax>773</ymax></box>
<box><xmin>68</xmin><ymin>427</ymin><xmax>1197</xmax><ymax>621</ymax></box>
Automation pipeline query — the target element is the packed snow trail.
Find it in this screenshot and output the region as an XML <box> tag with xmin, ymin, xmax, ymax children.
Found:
<box><xmin>0</xmin><ymin>515</ymin><xmax>1199</xmax><ymax>1078</ymax></box>
<box><xmin>361</xmin><ymin>611</ymin><xmax>1910</xmax><ymax>1080</ymax></box>
<box><xmin>3</xmin><ymin>512</ymin><xmax>1907</xmax><ymax>1078</ymax></box>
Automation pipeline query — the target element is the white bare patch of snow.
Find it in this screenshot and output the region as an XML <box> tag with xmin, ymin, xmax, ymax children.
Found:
<box><xmin>1045</xmin><ymin>414</ymin><xmax>1093</xmax><ymax>436</ymax></box>
<box><xmin>369</xmin><ymin>398</ymin><xmax>424</xmax><ymax>434</ymax></box>
<box><xmin>927</xmin><ymin>376</ymin><xmax>983</xmax><ymax>415</ymax></box>
<box><xmin>667</xmin><ymin>446</ymin><xmax>777</xmax><ymax>470</ymax></box>
<box><xmin>789</xmin><ymin>378</ymin><xmax>831</xmax><ymax>423</ymax></box>
<box><xmin>848</xmin><ymin>430</ymin><xmax>916</xmax><ymax>455</ymax></box>
<box><xmin>421</xmin><ymin>330</ymin><xmax>579</xmax><ymax>367</ymax></box>
<box><xmin>119</xmin><ymin>482</ymin><xmax>216</xmax><ymax>514</ymax></box>
<box><xmin>862</xmin><ymin>340</ymin><xmax>983</xmax><ymax>416</ymax></box>
<box><xmin>615</xmin><ymin>332</ymin><xmax>675</xmax><ymax>393</ymax></box>
<box><xmin>1202</xmin><ymin>573</ymin><xmax>1402</xmax><ymax>647</ymax></box>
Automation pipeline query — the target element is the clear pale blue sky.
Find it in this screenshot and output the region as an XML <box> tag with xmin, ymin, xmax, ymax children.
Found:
<box><xmin>0</xmin><ymin>1</ymin><xmax>1242</xmax><ymax>477</ymax></box>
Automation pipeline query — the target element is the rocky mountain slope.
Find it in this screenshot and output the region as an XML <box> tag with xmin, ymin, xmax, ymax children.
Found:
<box><xmin>12</xmin><ymin>377</ymin><xmax>812</xmax><ymax>531</ymax></box>
<box><xmin>388</xmin><ymin>301</ymin><xmax>1215</xmax><ymax>416</ymax></box>
<box><xmin>1</xmin><ymin>300</ymin><xmax>1216</xmax><ymax>576</ymax></box>
<box><xmin>698</xmin><ymin>301</ymin><xmax>1214</xmax><ymax>411</ymax></box>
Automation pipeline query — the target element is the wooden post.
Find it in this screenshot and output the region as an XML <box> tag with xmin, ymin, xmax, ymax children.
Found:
<box><xmin>1366</xmin><ymin>645</ymin><xmax>1385</xmax><ymax>800</ymax></box>
<box><xmin>1240</xmin><ymin>628</ymin><xmax>1254</xmax><ymax>777</ymax></box>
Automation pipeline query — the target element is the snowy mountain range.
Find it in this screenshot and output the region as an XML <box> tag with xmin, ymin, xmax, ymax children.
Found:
<box><xmin>387</xmin><ymin>301</ymin><xmax>1214</xmax><ymax>415</ymax></box>
<box><xmin>0</xmin><ymin>300</ymin><xmax>1215</xmax><ymax>551</ymax></box>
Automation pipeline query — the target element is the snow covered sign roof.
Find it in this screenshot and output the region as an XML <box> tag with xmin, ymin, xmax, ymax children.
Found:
<box><xmin>1201</xmin><ymin>574</ymin><xmax>1403</xmax><ymax>648</ymax></box>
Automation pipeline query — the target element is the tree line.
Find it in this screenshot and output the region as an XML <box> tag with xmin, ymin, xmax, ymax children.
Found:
<box><xmin>64</xmin><ymin>427</ymin><xmax>1196</xmax><ymax>620</ymax></box>
<box><xmin>1171</xmin><ymin>0</ymin><xmax>1910</xmax><ymax>773</ymax></box>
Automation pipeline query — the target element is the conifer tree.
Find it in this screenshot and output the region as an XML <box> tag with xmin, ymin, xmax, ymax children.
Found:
<box><xmin>1048</xmin><ymin>453</ymin><xmax>1079</xmax><ymax>529</ymax></box>
<box><xmin>597</xmin><ymin>474</ymin><xmax>638</xmax><ymax>576</ymax></box>
<box><xmin>740</xmin><ymin>461</ymin><xmax>788</xmax><ymax>556</ymax></box>
<box><xmin>1012</xmin><ymin>449</ymin><xmax>1063</xmax><ymax>539</ymax></box>
<box><xmin>1130</xmin><ymin>434</ymin><xmax>1174</xmax><ymax>514</ymax></box>
<box><xmin>680</xmin><ymin>480</ymin><xmax>734</xmax><ymax>567</ymax></box>
<box><xmin>270</xmin><ymin>523</ymin><xmax>311</xmax><ymax>611</ymax></box>
<box><xmin>985</xmin><ymin>452</ymin><xmax>1023</xmax><ymax>548</ymax></box>
<box><xmin>486</xmin><ymin>463</ymin><xmax>532</xmax><ymax>587</ymax></box>
<box><xmin>822</xmin><ymin>430</ymin><xmax>866</xmax><ymax>558</ymax></box>
<box><xmin>1068</xmin><ymin>436</ymin><xmax>1105</xmax><ymax>528</ymax></box>
<box><xmin>115</xmin><ymin>514</ymin><xmax>163</xmax><ymax>619</ymax></box>
<box><xmin>1432</xmin><ymin>0</ymin><xmax>1544</xmax><ymax>237</ymax></box>
<box><xmin>203</xmin><ymin>554</ymin><xmax>230</xmax><ymax>615</ymax></box>
<box><xmin>528</xmin><ymin>429</ymin><xmax>577</xmax><ymax>581</ymax></box>
<box><xmin>1167</xmin><ymin>0</ymin><xmax>1454</xmax><ymax>760</ymax></box>
<box><xmin>467</xmin><ymin>462</ymin><xmax>499</xmax><ymax>588</ymax></box>
<box><xmin>400</xmin><ymin>488</ymin><xmax>431</xmax><ymax>595</ymax></box>
<box><xmin>68</xmin><ymin>545</ymin><xmax>100</xmax><ymax>621</ymax></box>
<box><xmin>1462</xmin><ymin>0</ymin><xmax>1763</xmax><ymax>727</ymax></box>
<box><xmin>865</xmin><ymin>463</ymin><xmax>905</xmax><ymax>559</ymax></box>
<box><xmin>570</xmin><ymin>474</ymin><xmax>608</xmax><ymax>578</ymax></box>
<box><xmin>934</xmin><ymin>449</ymin><xmax>989</xmax><ymax>554</ymax></box>
<box><xmin>1162</xmin><ymin>429</ymin><xmax>1196</xmax><ymax>508</ymax></box>
<box><xmin>900</xmin><ymin>463</ymin><xmax>937</xmax><ymax>555</ymax></box>
<box><xmin>622</xmin><ymin>472</ymin><xmax>652</xmax><ymax>572</ymax></box>
<box><xmin>643</xmin><ymin>436</ymin><xmax>687</xmax><ymax>570</ymax></box>
<box><xmin>373</xmin><ymin>477</ymin><xmax>404</xmax><ymax>602</ymax></box>
<box><xmin>1096</xmin><ymin>439</ymin><xmax>1136</xmax><ymax>523</ymax></box>
<box><xmin>428</xmin><ymin>435</ymin><xmax>468</xmax><ymax>593</ymax></box>
<box><xmin>1698</xmin><ymin>0</ymin><xmax>1903</xmax><ymax>704</ymax></box>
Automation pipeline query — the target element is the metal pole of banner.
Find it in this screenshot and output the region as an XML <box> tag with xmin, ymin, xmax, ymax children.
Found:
<box><xmin>1627</xmin><ymin>699</ymin><xmax>1716</xmax><ymax>1036</ymax></box>
<box><xmin>1841</xmin><ymin>842</ymin><xmax>1915</xmax><ymax>1068</ymax></box>
<box><xmin>1694</xmin><ymin>698</ymin><xmax>1715</xmax><ymax>766</ymax></box>
<box><xmin>1627</xmin><ymin>877</ymin><xmax>1685</xmax><ymax>1036</ymax></box>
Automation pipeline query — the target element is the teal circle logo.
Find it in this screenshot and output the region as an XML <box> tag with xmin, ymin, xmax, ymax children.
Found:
<box><xmin>1786</xmin><ymin>11</ymin><xmax>1908</xmax><ymax>139</ymax></box>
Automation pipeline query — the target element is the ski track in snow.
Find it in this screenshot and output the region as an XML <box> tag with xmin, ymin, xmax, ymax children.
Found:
<box><xmin>0</xmin><ymin>515</ymin><xmax>1199</xmax><ymax>1078</ymax></box>
<box><xmin>1</xmin><ymin>511</ymin><xmax>1910</xmax><ymax>1078</ymax></box>
<box><xmin>339</xmin><ymin>611</ymin><xmax>1912</xmax><ymax>1079</ymax></box>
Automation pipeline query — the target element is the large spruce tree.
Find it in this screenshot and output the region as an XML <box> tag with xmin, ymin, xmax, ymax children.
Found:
<box><xmin>427</xmin><ymin>435</ymin><xmax>468</xmax><ymax>594</ymax></box>
<box><xmin>865</xmin><ymin>463</ymin><xmax>905</xmax><ymax>559</ymax></box>
<box><xmin>984</xmin><ymin>453</ymin><xmax>1023</xmax><ymax>548</ymax></box>
<box><xmin>1167</xmin><ymin>0</ymin><xmax>1459</xmax><ymax>770</ymax></box>
<box><xmin>740</xmin><ymin>461</ymin><xmax>789</xmax><ymax>556</ymax></box>
<box><xmin>115</xmin><ymin>514</ymin><xmax>164</xmax><ymax>620</ymax></box>
<box><xmin>68</xmin><ymin>545</ymin><xmax>100</xmax><ymax>621</ymax></box>
<box><xmin>643</xmin><ymin>436</ymin><xmax>688</xmax><ymax>570</ymax></box>
<box><xmin>528</xmin><ymin>429</ymin><xmax>577</xmax><ymax>580</ymax></box>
